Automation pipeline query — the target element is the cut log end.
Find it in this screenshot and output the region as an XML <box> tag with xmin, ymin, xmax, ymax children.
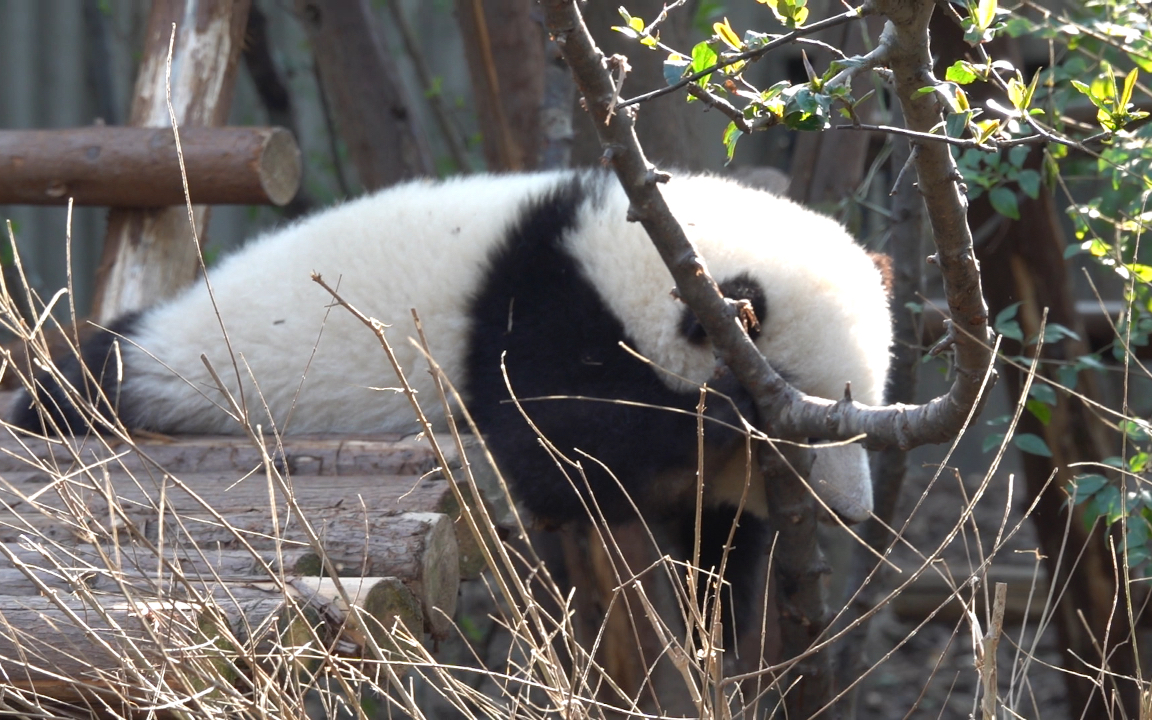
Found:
<box><xmin>260</xmin><ymin>126</ymin><xmax>303</xmax><ymax>206</ymax></box>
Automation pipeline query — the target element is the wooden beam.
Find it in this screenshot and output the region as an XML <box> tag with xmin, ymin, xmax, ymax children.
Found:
<box><xmin>0</xmin><ymin>127</ymin><xmax>300</xmax><ymax>207</ymax></box>
<box><xmin>91</xmin><ymin>0</ymin><xmax>252</xmax><ymax>325</ymax></box>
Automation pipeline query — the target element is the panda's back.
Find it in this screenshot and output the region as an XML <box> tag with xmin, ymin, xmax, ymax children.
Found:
<box><xmin>118</xmin><ymin>171</ymin><xmax>587</xmax><ymax>435</ymax></box>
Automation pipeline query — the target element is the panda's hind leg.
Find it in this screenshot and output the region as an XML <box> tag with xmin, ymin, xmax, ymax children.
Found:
<box><xmin>8</xmin><ymin>313</ymin><xmax>143</xmax><ymax>436</ymax></box>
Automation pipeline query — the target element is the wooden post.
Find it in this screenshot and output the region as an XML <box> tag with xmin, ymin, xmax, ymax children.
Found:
<box><xmin>296</xmin><ymin>0</ymin><xmax>435</xmax><ymax>189</ymax></box>
<box><xmin>90</xmin><ymin>0</ymin><xmax>252</xmax><ymax>325</ymax></box>
<box><xmin>0</xmin><ymin>127</ymin><xmax>300</xmax><ymax>207</ymax></box>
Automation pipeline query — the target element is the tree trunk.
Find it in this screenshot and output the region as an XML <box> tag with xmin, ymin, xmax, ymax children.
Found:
<box><xmin>90</xmin><ymin>0</ymin><xmax>252</xmax><ymax>324</ymax></box>
<box><xmin>454</xmin><ymin>0</ymin><xmax>544</xmax><ymax>171</ymax></box>
<box><xmin>296</xmin><ymin>0</ymin><xmax>435</xmax><ymax>190</ymax></box>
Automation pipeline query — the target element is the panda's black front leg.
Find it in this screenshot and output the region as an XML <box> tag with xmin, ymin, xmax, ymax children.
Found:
<box><xmin>687</xmin><ymin>503</ymin><xmax>770</xmax><ymax>650</ymax></box>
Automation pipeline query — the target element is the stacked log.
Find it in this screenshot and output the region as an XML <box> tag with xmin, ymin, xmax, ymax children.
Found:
<box><xmin>0</xmin><ymin>431</ymin><xmax>492</xmax><ymax>701</ymax></box>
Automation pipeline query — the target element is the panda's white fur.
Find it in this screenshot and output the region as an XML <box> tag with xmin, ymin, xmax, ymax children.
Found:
<box><xmin>14</xmin><ymin>169</ymin><xmax>891</xmax><ymax>630</ymax></box>
<box><xmin>115</xmin><ymin>171</ymin><xmax>888</xmax><ymax>428</ymax></box>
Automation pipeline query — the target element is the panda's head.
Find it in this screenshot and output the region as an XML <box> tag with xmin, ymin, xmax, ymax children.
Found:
<box><xmin>565</xmin><ymin>172</ymin><xmax>893</xmax><ymax>522</ymax></box>
<box><xmin>673</xmin><ymin>267</ymin><xmax>883</xmax><ymax>523</ymax></box>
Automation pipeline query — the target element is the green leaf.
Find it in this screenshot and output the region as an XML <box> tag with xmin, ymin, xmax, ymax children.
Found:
<box><xmin>722</xmin><ymin>122</ymin><xmax>742</xmax><ymax>163</ymax></box>
<box><xmin>1007</xmin><ymin>144</ymin><xmax>1030</xmax><ymax>168</ymax></box>
<box><xmin>1094</xmin><ymin>484</ymin><xmax>1124</xmax><ymax>524</ymax></box>
<box><xmin>1125</xmin><ymin>546</ymin><xmax>1150</xmax><ymax>569</ymax></box>
<box><xmin>1026</xmin><ymin>398</ymin><xmax>1052</xmax><ymax>426</ymax></box>
<box><xmin>1076</xmin><ymin>354</ymin><xmax>1106</xmax><ymax>371</ymax></box>
<box><xmin>1041</xmin><ymin>323</ymin><xmax>1080</xmax><ymax>343</ymax></box>
<box><xmin>782</xmin><ymin>85</ymin><xmax>831</xmax><ymax>131</ymax></box>
<box><xmin>1007</xmin><ymin>76</ymin><xmax>1027</xmax><ymax>110</ymax></box>
<box><xmin>743</xmin><ymin>30</ymin><xmax>771</xmax><ymax>49</ymax></box>
<box><xmin>1056</xmin><ymin>364</ymin><xmax>1079</xmax><ymax>391</ymax></box>
<box><xmin>975</xmin><ymin>118</ymin><xmax>1002</xmax><ymax>144</ymax></box>
<box><xmin>663</xmin><ymin>53</ymin><xmax>691</xmax><ymax>86</ymax></box>
<box><xmin>976</xmin><ymin>0</ymin><xmax>997</xmax><ymax>32</ymax></box>
<box><xmin>714</xmin><ymin>18</ymin><xmax>742</xmax><ymax>50</ymax></box>
<box><xmin>690</xmin><ymin>41</ymin><xmax>718</xmax><ymax>86</ymax></box>
<box><xmin>1071</xmin><ymin>79</ymin><xmax>1108</xmax><ymax>110</ymax></box>
<box><xmin>1017</xmin><ymin>169</ymin><xmax>1041</xmax><ymax>199</ymax></box>
<box><xmin>1024</xmin><ymin>69</ymin><xmax>1041</xmax><ymax>108</ymax></box>
<box><xmin>1014</xmin><ymin>433</ymin><xmax>1053</xmax><ymax>457</ymax></box>
<box><xmin>1126</xmin><ymin>517</ymin><xmax>1150</xmax><ymax>545</ymax></box>
<box><xmin>946</xmin><ymin>60</ymin><xmax>981</xmax><ymax>85</ymax></box>
<box><xmin>982</xmin><ymin>432</ymin><xmax>1007</xmax><ymax>453</ymax></box>
<box><xmin>946</xmin><ymin>111</ymin><xmax>972</xmax><ymax>138</ymax></box>
<box><xmin>1130</xmin><ymin>452</ymin><xmax>1149</xmax><ymax>473</ymax></box>
<box><xmin>989</xmin><ymin>186</ymin><xmax>1020</xmax><ymax>220</ymax></box>
<box><xmin>1122</xmin><ymin>68</ymin><xmax>1139</xmax><ymax>110</ymax></box>
<box><xmin>1120</xmin><ymin>419</ymin><xmax>1150</xmax><ymax>442</ymax></box>
<box><xmin>995</xmin><ymin>301</ymin><xmax>1024</xmax><ymax>341</ymax></box>
<box><xmin>1069</xmin><ymin>473</ymin><xmax>1109</xmax><ymax>503</ymax></box>
<box><xmin>612</xmin><ymin>24</ymin><xmax>641</xmax><ymax>39</ymax></box>
<box><xmin>1029</xmin><ymin>383</ymin><xmax>1056</xmax><ymax>405</ymax></box>
<box><xmin>995</xmin><ymin>301</ymin><xmax>1022</xmax><ymax>326</ymax></box>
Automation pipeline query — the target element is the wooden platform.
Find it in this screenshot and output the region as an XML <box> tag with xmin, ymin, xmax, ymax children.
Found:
<box><xmin>0</xmin><ymin>426</ymin><xmax>501</xmax><ymax>701</ymax></box>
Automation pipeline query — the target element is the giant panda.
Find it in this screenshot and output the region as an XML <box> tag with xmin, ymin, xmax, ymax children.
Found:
<box><xmin>9</xmin><ymin>168</ymin><xmax>892</xmax><ymax>641</ymax></box>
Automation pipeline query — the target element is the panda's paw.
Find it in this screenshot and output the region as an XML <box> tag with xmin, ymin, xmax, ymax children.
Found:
<box><xmin>809</xmin><ymin>442</ymin><xmax>873</xmax><ymax>524</ymax></box>
<box><xmin>813</xmin><ymin>475</ymin><xmax>873</xmax><ymax>524</ymax></box>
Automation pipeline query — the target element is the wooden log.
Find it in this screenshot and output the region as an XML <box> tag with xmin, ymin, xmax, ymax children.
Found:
<box><xmin>0</xmin><ymin>543</ymin><xmax>324</xmax><ymax>587</ymax></box>
<box><xmin>0</xmin><ymin>471</ymin><xmax>458</xmax><ymax>521</ymax></box>
<box><xmin>91</xmin><ymin>0</ymin><xmax>253</xmax><ymax>324</ymax></box>
<box><xmin>0</xmin><ymin>499</ymin><xmax>459</xmax><ymax>635</ymax></box>
<box><xmin>208</xmin><ymin>576</ymin><xmax>424</xmax><ymax>654</ymax></box>
<box><xmin>0</xmin><ymin>545</ymin><xmax>425</xmax><ymax>649</ymax></box>
<box><xmin>150</xmin><ymin>510</ymin><xmax>458</xmax><ymax>637</ymax></box>
<box><xmin>0</xmin><ymin>127</ymin><xmax>300</xmax><ymax>207</ymax></box>
<box><xmin>0</xmin><ymin>432</ymin><xmax>448</xmax><ymax>477</ymax></box>
<box><xmin>0</xmin><ymin>430</ymin><xmax>503</xmax><ymax>580</ymax></box>
<box><xmin>0</xmin><ymin>595</ymin><xmax>221</xmax><ymax>701</ymax></box>
<box><xmin>0</xmin><ymin>575</ymin><xmax>418</xmax><ymax>700</ymax></box>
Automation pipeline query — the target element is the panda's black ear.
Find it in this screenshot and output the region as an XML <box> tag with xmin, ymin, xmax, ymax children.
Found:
<box><xmin>718</xmin><ymin>274</ymin><xmax>767</xmax><ymax>342</ymax></box>
<box><xmin>677</xmin><ymin>274</ymin><xmax>768</xmax><ymax>345</ymax></box>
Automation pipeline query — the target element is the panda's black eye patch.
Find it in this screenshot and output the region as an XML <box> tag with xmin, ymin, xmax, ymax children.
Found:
<box><xmin>678</xmin><ymin>273</ymin><xmax>768</xmax><ymax>345</ymax></box>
